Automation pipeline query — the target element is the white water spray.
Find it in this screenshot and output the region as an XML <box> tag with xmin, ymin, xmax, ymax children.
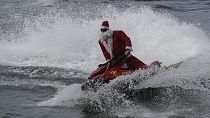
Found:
<box><xmin>0</xmin><ymin>7</ymin><xmax>209</xmax><ymax>73</ymax></box>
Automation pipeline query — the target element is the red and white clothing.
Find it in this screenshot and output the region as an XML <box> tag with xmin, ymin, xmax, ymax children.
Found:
<box><xmin>99</xmin><ymin>30</ymin><xmax>147</xmax><ymax>70</ymax></box>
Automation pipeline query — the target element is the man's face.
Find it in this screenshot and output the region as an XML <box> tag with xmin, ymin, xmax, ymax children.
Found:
<box><xmin>100</xmin><ymin>29</ymin><xmax>110</xmax><ymax>41</ymax></box>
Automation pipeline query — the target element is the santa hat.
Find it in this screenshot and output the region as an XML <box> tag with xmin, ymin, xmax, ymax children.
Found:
<box><xmin>101</xmin><ymin>21</ymin><xmax>109</xmax><ymax>30</ymax></box>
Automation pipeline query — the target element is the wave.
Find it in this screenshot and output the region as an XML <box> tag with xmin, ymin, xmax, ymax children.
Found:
<box><xmin>38</xmin><ymin>61</ymin><xmax>210</xmax><ymax>116</ymax></box>
<box><xmin>0</xmin><ymin>75</ymin><xmax>65</xmax><ymax>90</ymax></box>
<box><xmin>0</xmin><ymin>65</ymin><xmax>87</xmax><ymax>90</ymax></box>
<box><xmin>0</xmin><ymin>65</ymin><xmax>88</xmax><ymax>80</ymax></box>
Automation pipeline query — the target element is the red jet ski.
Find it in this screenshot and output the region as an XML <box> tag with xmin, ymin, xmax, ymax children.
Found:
<box><xmin>81</xmin><ymin>58</ymin><xmax>189</xmax><ymax>108</ymax></box>
<box><xmin>81</xmin><ymin>54</ymin><xmax>161</xmax><ymax>91</ymax></box>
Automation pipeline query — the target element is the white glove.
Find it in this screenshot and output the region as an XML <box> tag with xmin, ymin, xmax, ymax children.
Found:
<box><xmin>125</xmin><ymin>49</ymin><xmax>131</xmax><ymax>56</ymax></box>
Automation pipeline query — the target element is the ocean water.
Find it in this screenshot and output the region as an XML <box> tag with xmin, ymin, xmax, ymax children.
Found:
<box><xmin>0</xmin><ymin>0</ymin><xmax>210</xmax><ymax>118</ymax></box>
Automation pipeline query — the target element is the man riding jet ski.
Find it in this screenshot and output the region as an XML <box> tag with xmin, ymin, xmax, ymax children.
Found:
<box><xmin>81</xmin><ymin>21</ymin><xmax>161</xmax><ymax>91</ymax></box>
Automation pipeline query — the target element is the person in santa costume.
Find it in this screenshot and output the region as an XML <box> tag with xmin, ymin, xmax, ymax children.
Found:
<box><xmin>98</xmin><ymin>21</ymin><xmax>147</xmax><ymax>70</ymax></box>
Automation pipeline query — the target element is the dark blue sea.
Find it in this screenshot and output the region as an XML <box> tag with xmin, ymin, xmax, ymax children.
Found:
<box><xmin>0</xmin><ymin>0</ymin><xmax>210</xmax><ymax>118</ymax></box>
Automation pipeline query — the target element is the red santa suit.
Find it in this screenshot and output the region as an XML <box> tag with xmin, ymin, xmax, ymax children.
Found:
<box><xmin>99</xmin><ymin>30</ymin><xmax>147</xmax><ymax>70</ymax></box>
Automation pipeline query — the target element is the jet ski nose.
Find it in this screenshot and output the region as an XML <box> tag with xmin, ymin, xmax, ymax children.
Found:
<box><xmin>150</xmin><ymin>61</ymin><xmax>162</xmax><ymax>68</ymax></box>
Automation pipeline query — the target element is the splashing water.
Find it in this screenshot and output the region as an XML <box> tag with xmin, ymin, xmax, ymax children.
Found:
<box><xmin>0</xmin><ymin>7</ymin><xmax>209</xmax><ymax>72</ymax></box>
<box><xmin>38</xmin><ymin>65</ymin><xmax>210</xmax><ymax>117</ymax></box>
<box><xmin>38</xmin><ymin>84</ymin><xmax>84</xmax><ymax>107</ymax></box>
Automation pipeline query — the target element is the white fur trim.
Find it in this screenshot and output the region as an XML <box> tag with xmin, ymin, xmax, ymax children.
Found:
<box><xmin>102</xmin><ymin>38</ymin><xmax>113</xmax><ymax>58</ymax></box>
<box><xmin>126</xmin><ymin>46</ymin><xmax>133</xmax><ymax>52</ymax></box>
<box><xmin>100</xmin><ymin>30</ymin><xmax>113</xmax><ymax>59</ymax></box>
<box><xmin>101</xmin><ymin>26</ymin><xmax>109</xmax><ymax>29</ymax></box>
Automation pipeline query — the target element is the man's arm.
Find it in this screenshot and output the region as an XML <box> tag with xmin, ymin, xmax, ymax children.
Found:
<box><xmin>119</xmin><ymin>31</ymin><xmax>133</xmax><ymax>55</ymax></box>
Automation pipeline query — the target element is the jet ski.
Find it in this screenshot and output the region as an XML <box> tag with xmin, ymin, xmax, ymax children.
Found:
<box><xmin>81</xmin><ymin>54</ymin><xmax>162</xmax><ymax>92</ymax></box>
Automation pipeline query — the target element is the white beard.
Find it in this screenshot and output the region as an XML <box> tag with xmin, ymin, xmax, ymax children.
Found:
<box><xmin>100</xmin><ymin>30</ymin><xmax>113</xmax><ymax>41</ymax></box>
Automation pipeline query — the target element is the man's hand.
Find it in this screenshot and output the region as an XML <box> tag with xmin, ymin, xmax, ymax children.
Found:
<box><xmin>98</xmin><ymin>63</ymin><xmax>106</xmax><ymax>67</ymax></box>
